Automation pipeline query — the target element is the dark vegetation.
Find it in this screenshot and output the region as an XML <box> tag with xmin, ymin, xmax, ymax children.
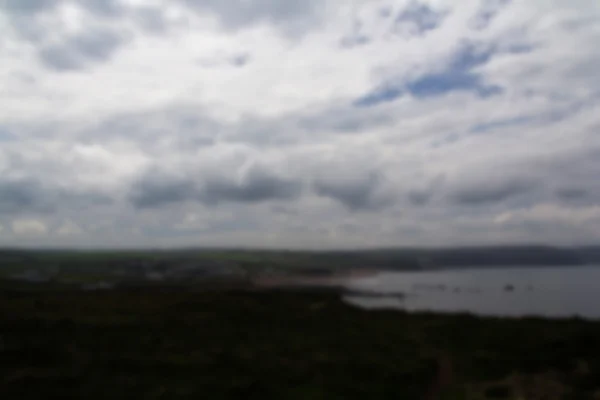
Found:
<box><xmin>1</xmin><ymin>246</ymin><xmax>600</xmax><ymax>398</ymax></box>
<box><xmin>1</xmin><ymin>286</ymin><xmax>600</xmax><ymax>399</ymax></box>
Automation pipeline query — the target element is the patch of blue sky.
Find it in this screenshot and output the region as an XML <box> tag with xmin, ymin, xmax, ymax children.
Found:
<box><xmin>451</xmin><ymin>43</ymin><xmax>495</xmax><ymax>70</ymax></box>
<box><xmin>0</xmin><ymin>127</ymin><xmax>15</xmax><ymax>141</ymax></box>
<box><xmin>430</xmin><ymin>132</ymin><xmax>461</xmax><ymax>148</ymax></box>
<box><xmin>470</xmin><ymin>116</ymin><xmax>533</xmax><ymax>134</ymax></box>
<box><xmin>406</xmin><ymin>43</ymin><xmax>502</xmax><ymax>98</ymax></box>
<box><xmin>353</xmin><ymin>85</ymin><xmax>403</xmax><ymax>108</ymax></box>
<box><xmin>406</xmin><ymin>72</ymin><xmax>501</xmax><ymax>98</ymax></box>
<box><xmin>354</xmin><ymin>39</ymin><xmax>533</xmax><ymax>108</ymax></box>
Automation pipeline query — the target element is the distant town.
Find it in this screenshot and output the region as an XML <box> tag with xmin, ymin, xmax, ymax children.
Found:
<box><xmin>1</xmin><ymin>245</ymin><xmax>599</xmax><ymax>291</ymax></box>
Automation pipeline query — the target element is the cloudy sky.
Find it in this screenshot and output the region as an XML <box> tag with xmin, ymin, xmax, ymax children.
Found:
<box><xmin>1</xmin><ymin>0</ymin><xmax>600</xmax><ymax>249</ymax></box>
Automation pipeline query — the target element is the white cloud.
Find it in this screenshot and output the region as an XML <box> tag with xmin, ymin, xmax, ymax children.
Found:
<box><xmin>56</xmin><ymin>219</ymin><xmax>83</xmax><ymax>236</ymax></box>
<box><xmin>495</xmin><ymin>204</ymin><xmax>600</xmax><ymax>226</ymax></box>
<box><xmin>11</xmin><ymin>219</ymin><xmax>48</xmax><ymax>236</ymax></box>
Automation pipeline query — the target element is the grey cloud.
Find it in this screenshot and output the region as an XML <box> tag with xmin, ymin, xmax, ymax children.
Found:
<box><xmin>2</xmin><ymin>0</ymin><xmax>128</xmax><ymax>45</ymax></box>
<box><xmin>231</xmin><ymin>53</ymin><xmax>250</xmax><ymax>67</ymax></box>
<box><xmin>130</xmin><ymin>166</ymin><xmax>303</xmax><ymax>209</ymax></box>
<box><xmin>450</xmin><ymin>177</ymin><xmax>536</xmax><ymax>205</ymax></box>
<box><xmin>38</xmin><ymin>28</ymin><xmax>126</xmax><ymax>71</ymax></box>
<box><xmin>1</xmin><ymin>0</ymin><xmax>123</xmax><ymax>16</ymax></box>
<box><xmin>81</xmin><ymin>106</ymin><xmax>222</xmax><ymax>147</ymax></box>
<box><xmin>438</xmin><ymin>146</ymin><xmax>600</xmax><ymax>210</ymax></box>
<box><xmin>133</xmin><ymin>6</ymin><xmax>168</xmax><ymax>33</ymax></box>
<box><xmin>408</xmin><ymin>189</ymin><xmax>432</xmax><ymax>206</ymax></box>
<box><xmin>0</xmin><ymin>178</ymin><xmax>112</xmax><ymax>215</ymax></box>
<box><xmin>0</xmin><ymin>125</ymin><xmax>15</xmax><ymax>141</ymax></box>
<box><xmin>469</xmin><ymin>0</ymin><xmax>512</xmax><ymax>31</ymax></box>
<box><xmin>57</xmin><ymin>190</ymin><xmax>114</xmax><ymax>210</ymax></box>
<box><xmin>339</xmin><ymin>18</ymin><xmax>371</xmax><ymax>49</ymax></box>
<box><xmin>38</xmin><ymin>47</ymin><xmax>82</xmax><ymax>71</ymax></box>
<box><xmin>3</xmin><ymin>0</ymin><xmax>63</xmax><ymax>44</ymax></box>
<box><xmin>71</xmin><ymin>100</ymin><xmax>393</xmax><ymax>151</ymax></box>
<box><xmin>130</xmin><ymin>177</ymin><xmax>198</xmax><ymax>209</ymax></box>
<box><xmin>8</xmin><ymin>16</ymin><xmax>46</xmax><ymax>43</ymax></box>
<box><xmin>80</xmin><ymin>0</ymin><xmax>124</xmax><ymax>17</ymax></box>
<box><xmin>313</xmin><ymin>172</ymin><xmax>394</xmax><ymax>211</ymax></box>
<box><xmin>394</xmin><ymin>1</ymin><xmax>448</xmax><ymax>37</ymax></box>
<box><xmin>201</xmin><ymin>167</ymin><xmax>302</xmax><ymax>205</ymax></box>
<box><xmin>406</xmin><ymin>175</ymin><xmax>445</xmax><ymax>206</ymax></box>
<box><xmin>537</xmin><ymin>148</ymin><xmax>600</xmax><ymax>205</ymax></box>
<box><xmin>555</xmin><ymin>187</ymin><xmax>588</xmax><ymax>201</ymax></box>
<box><xmin>0</xmin><ymin>179</ymin><xmax>47</xmax><ymax>214</ymax></box>
<box><xmin>0</xmin><ymin>0</ymin><xmax>56</xmax><ymax>14</ymax></box>
<box><xmin>178</xmin><ymin>0</ymin><xmax>320</xmax><ymax>33</ymax></box>
<box><xmin>298</xmin><ymin>106</ymin><xmax>393</xmax><ymax>135</ymax></box>
<box><xmin>237</xmin><ymin>102</ymin><xmax>393</xmax><ymax>144</ymax></box>
<box><xmin>197</xmin><ymin>52</ymin><xmax>251</xmax><ymax>69</ymax></box>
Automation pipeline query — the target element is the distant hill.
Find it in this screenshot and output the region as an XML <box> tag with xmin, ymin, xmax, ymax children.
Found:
<box><xmin>575</xmin><ymin>246</ymin><xmax>600</xmax><ymax>264</ymax></box>
<box><xmin>0</xmin><ymin>245</ymin><xmax>598</xmax><ymax>275</ymax></box>
<box><xmin>416</xmin><ymin>246</ymin><xmax>585</xmax><ymax>269</ymax></box>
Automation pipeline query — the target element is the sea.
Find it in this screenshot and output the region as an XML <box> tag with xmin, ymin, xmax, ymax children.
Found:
<box><xmin>343</xmin><ymin>265</ymin><xmax>600</xmax><ymax>319</ymax></box>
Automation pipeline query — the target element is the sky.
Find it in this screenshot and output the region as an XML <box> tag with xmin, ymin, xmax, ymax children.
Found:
<box><xmin>1</xmin><ymin>0</ymin><xmax>600</xmax><ymax>249</ymax></box>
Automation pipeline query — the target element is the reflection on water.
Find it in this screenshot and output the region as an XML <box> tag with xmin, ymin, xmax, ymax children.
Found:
<box><xmin>343</xmin><ymin>266</ymin><xmax>600</xmax><ymax>319</ymax></box>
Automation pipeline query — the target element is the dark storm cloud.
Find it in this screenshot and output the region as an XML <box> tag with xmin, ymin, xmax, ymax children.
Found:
<box><xmin>450</xmin><ymin>177</ymin><xmax>536</xmax><ymax>205</ymax></box>
<box><xmin>38</xmin><ymin>28</ymin><xmax>126</xmax><ymax>71</ymax></box>
<box><xmin>313</xmin><ymin>172</ymin><xmax>394</xmax><ymax>211</ymax></box>
<box><xmin>130</xmin><ymin>167</ymin><xmax>303</xmax><ymax>209</ymax></box>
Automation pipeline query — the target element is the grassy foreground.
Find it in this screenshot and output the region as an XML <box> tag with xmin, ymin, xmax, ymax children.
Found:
<box><xmin>1</xmin><ymin>287</ymin><xmax>600</xmax><ymax>399</ymax></box>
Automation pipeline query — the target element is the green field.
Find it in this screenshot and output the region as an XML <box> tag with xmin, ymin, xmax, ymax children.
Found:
<box><xmin>1</xmin><ymin>286</ymin><xmax>599</xmax><ymax>399</ymax></box>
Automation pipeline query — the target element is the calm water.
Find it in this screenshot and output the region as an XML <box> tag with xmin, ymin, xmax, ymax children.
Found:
<box><xmin>343</xmin><ymin>266</ymin><xmax>600</xmax><ymax>319</ymax></box>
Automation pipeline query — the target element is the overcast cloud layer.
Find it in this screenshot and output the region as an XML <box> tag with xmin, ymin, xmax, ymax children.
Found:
<box><xmin>1</xmin><ymin>0</ymin><xmax>600</xmax><ymax>249</ymax></box>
